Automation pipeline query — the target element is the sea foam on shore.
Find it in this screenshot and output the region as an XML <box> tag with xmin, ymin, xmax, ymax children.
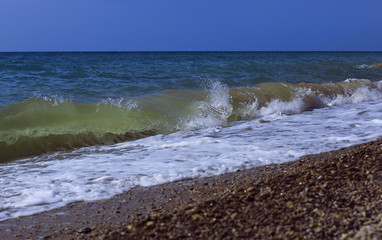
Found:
<box><xmin>2</xmin><ymin>138</ymin><xmax>382</xmax><ymax>240</ymax></box>
<box><xmin>2</xmin><ymin>92</ymin><xmax>382</xmax><ymax>222</ymax></box>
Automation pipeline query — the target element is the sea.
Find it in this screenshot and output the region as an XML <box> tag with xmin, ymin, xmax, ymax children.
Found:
<box><xmin>1</xmin><ymin>51</ymin><xmax>382</xmax><ymax>221</ymax></box>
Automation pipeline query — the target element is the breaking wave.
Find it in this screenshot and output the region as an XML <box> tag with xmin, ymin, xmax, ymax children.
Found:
<box><xmin>1</xmin><ymin>79</ymin><xmax>381</xmax><ymax>162</ymax></box>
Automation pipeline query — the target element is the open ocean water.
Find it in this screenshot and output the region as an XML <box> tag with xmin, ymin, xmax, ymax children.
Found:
<box><xmin>1</xmin><ymin>51</ymin><xmax>382</xmax><ymax>221</ymax></box>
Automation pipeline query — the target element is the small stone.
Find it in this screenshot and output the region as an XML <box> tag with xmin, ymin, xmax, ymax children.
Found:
<box><xmin>192</xmin><ymin>214</ymin><xmax>202</xmax><ymax>220</ymax></box>
<box><xmin>313</xmin><ymin>208</ymin><xmax>325</xmax><ymax>217</ymax></box>
<box><xmin>259</xmin><ymin>119</ymin><xmax>270</xmax><ymax>123</ymax></box>
<box><xmin>354</xmin><ymin>225</ymin><xmax>375</xmax><ymax>239</ymax></box>
<box><xmin>146</xmin><ymin>221</ymin><xmax>154</xmax><ymax>227</ymax></box>
<box><xmin>175</xmin><ymin>224</ymin><xmax>188</xmax><ymax>229</ymax></box>
<box><xmin>78</xmin><ymin>227</ymin><xmax>92</xmax><ymax>234</ymax></box>
<box><xmin>339</xmin><ymin>231</ymin><xmax>353</xmax><ymax>240</ymax></box>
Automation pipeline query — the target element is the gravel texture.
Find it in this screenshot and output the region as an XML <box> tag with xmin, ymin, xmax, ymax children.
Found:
<box><xmin>2</xmin><ymin>138</ymin><xmax>382</xmax><ymax>239</ymax></box>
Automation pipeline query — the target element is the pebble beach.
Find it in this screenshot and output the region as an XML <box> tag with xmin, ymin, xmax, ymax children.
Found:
<box><xmin>2</xmin><ymin>138</ymin><xmax>382</xmax><ymax>239</ymax></box>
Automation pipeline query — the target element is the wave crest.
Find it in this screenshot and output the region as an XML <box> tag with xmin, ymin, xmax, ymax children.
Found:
<box><xmin>1</xmin><ymin>79</ymin><xmax>381</xmax><ymax>162</ymax></box>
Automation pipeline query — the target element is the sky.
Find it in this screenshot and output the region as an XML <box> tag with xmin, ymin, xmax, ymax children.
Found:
<box><xmin>0</xmin><ymin>0</ymin><xmax>381</xmax><ymax>52</ymax></box>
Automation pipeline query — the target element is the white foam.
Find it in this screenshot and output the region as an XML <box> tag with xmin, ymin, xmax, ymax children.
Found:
<box><xmin>17</xmin><ymin>190</ymin><xmax>62</xmax><ymax>207</ymax></box>
<box><xmin>1</xmin><ymin>98</ymin><xmax>382</xmax><ymax>221</ymax></box>
<box><xmin>237</xmin><ymin>99</ymin><xmax>259</xmax><ymax>119</ymax></box>
<box><xmin>97</xmin><ymin>97</ymin><xmax>139</xmax><ymax>110</ymax></box>
<box><xmin>319</xmin><ymin>87</ymin><xmax>382</xmax><ymax>107</ymax></box>
<box><xmin>32</xmin><ymin>93</ymin><xmax>70</xmax><ymax>106</ymax></box>
<box><xmin>182</xmin><ymin>81</ymin><xmax>232</xmax><ymax>129</ymax></box>
<box><xmin>259</xmin><ymin>98</ymin><xmax>305</xmax><ymax>117</ymax></box>
<box><xmin>377</xmin><ymin>81</ymin><xmax>382</xmax><ymax>91</ymax></box>
<box><xmin>371</xmin><ymin>119</ymin><xmax>382</xmax><ymax>124</ymax></box>
<box><xmin>356</xmin><ymin>64</ymin><xmax>369</xmax><ymax>69</ymax></box>
<box><xmin>344</xmin><ymin>78</ymin><xmax>370</xmax><ymax>82</ymax></box>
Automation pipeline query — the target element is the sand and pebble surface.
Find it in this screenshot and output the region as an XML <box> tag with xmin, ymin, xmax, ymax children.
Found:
<box><xmin>2</xmin><ymin>138</ymin><xmax>382</xmax><ymax>239</ymax></box>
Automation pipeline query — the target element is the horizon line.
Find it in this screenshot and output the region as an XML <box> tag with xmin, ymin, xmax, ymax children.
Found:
<box><xmin>1</xmin><ymin>50</ymin><xmax>382</xmax><ymax>53</ymax></box>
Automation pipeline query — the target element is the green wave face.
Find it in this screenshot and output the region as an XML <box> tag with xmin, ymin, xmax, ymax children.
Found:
<box><xmin>0</xmin><ymin>90</ymin><xmax>209</xmax><ymax>161</ymax></box>
<box><xmin>0</xmin><ymin>79</ymin><xmax>380</xmax><ymax>162</ymax></box>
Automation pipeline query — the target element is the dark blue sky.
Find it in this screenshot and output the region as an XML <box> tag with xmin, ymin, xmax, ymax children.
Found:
<box><xmin>1</xmin><ymin>0</ymin><xmax>381</xmax><ymax>51</ymax></box>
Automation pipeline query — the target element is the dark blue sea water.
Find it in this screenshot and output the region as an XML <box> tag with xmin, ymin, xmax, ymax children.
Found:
<box><xmin>1</xmin><ymin>52</ymin><xmax>382</xmax><ymax>106</ymax></box>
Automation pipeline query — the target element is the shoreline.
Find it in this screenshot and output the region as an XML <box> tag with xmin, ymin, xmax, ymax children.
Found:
<box><xmin>2</xmin><ymin>139</ymin><xmax>382</xmax><ymax>239</ymax></box>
